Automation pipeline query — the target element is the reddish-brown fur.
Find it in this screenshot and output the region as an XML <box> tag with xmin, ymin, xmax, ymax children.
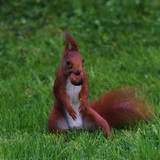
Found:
<box><xmin>90</xmin><ymin>88</ymin><xmax>153</xmax><ymax>129</ymax></box>
<box><xmin>48</xmin><ymin>33</ymin><xmax>153</xmax><ymax>138</ymax></box>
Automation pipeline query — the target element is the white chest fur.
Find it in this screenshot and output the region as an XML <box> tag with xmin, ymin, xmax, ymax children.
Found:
<box><xmin>65</xmin><ymin>78</ymin><xmax>83</xmax><ymax>129</ymax></box>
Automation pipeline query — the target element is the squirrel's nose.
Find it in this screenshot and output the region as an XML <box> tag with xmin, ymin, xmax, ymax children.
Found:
<box><xmin>75</xmin><ymin>69</ymin><xmax>81</xmax><ymax>75</ymax></box>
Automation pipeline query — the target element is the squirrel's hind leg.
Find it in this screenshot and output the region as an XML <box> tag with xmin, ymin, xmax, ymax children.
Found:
<box><xmin>48</xmin><ymin>107</ymin><xmax>69</xmax><ymax>134</ymax></box>
<box><xmin>83</xmin><ymin>107</ymin><xmax>111</xmax><ymax>139</ymax></box>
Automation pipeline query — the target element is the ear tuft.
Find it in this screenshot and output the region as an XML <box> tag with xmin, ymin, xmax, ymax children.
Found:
<box><xmin>64</xmin><ymin>32</ymin><xmax>79</xmax><ymax>56</ymax></box>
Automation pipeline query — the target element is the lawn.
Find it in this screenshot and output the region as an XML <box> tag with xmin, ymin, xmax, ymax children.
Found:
<box><xmin>0</xmin><ymin>0</ymin><xmax>160</xmax><ymax>159</ymax></box>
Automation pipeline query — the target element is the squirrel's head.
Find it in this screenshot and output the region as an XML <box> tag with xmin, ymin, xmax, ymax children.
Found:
<box><xmin>62</xmin><ymin>33</ymin><xmax>84</xmax><ymax>86</ymax></box>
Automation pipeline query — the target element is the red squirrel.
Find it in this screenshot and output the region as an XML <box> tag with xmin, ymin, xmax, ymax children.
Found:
<box><xmin>48</xmin><ymin>33</ymin><xmax>153</xmax><ymax>139</ymax></box>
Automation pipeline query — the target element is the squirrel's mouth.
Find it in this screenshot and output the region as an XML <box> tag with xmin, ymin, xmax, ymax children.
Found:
<box><xmin>70</xmin><ymin>72</ymin><xmax>84</xmax><ymax>86</ymax></box>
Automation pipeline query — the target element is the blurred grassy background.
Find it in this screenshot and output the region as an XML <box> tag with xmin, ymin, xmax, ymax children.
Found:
<box><xmin>0</xmin><ymin>0</ymin><xmax>160</xmax><ymax>159</ymax></box>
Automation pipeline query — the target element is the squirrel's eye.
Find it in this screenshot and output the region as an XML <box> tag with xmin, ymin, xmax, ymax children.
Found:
<box><xmin>66</xmin><ymin>60</ymin><xmax>71</xmax><ymax>65</ymax></box>
<box><xmin>82</xmin><ymin>59</ymin><xmax>84</xmax><ymax>63</ymax></box>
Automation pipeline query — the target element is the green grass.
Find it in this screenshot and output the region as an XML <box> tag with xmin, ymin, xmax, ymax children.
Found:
<box><xmin>0</xmin><ymin>0</ymin><xmax>160</xmax><ymax>159</ymax></box>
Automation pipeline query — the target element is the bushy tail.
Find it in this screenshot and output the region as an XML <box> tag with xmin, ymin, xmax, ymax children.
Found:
<box><xmin>90</xmin><ymin>88</ymin><xmax>153</xmax><ymax>129</ymax></box>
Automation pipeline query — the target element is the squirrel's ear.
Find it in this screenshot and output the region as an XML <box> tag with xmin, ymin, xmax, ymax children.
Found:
<box><xmin>64</xmin><ymin>32</ymin><xmax>79</xmax><ymax>56</ymax></box>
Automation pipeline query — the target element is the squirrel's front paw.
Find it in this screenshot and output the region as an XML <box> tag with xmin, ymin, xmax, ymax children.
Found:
<box><xmin>79</xmin><ymin>99</ymin><xmax>88</xmax><ymax>115</ymax></box>
<box><xmin>78</xmin><ymin>105</ymin><xmax>86</xmax><ymax>116</ymax></box>
<box><xmin>69</xmin><ymin>110</ymin><xmax>77</xmax><ymax>120</ymax></box>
